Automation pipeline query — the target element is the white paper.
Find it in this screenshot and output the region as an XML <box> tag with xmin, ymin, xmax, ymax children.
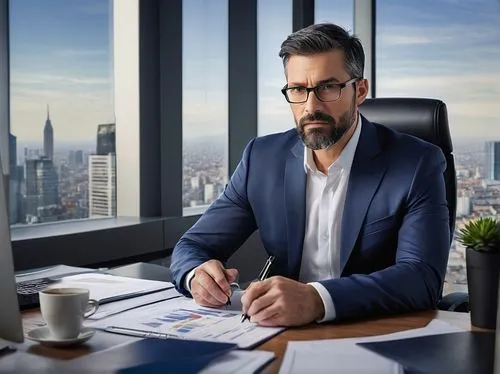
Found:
<box><xmin>279</xmin><ymin>320</ymin><xmax>465</xmax><ymax>374</ymax></box>
<box><xmin>200</xmin><ymin>350</ymin><xmax>275</xmax><ymax>374</ymax></box>
<box><xmin>90</xmin><ymin>297</ymin><xmax>284</xmax><ymax>348</ymax></box>
<box><xmin>89</xmin><ymin>288</ymin><xmax>183</xmax><ymax>319</ymax></box>
<box><xmin>46</xmin><ymin>273</ymin><xmax>173</xmax><ymax>303</ymax></box>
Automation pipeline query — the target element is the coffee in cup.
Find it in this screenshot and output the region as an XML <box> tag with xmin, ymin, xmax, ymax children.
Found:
<box><xmin>39</xmin><ymin>287</ymin><xmax>99</xmax><ymax>340</ymax></box>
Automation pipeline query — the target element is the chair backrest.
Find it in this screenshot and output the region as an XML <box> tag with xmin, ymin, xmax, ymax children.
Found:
<box><xmin>359</xmin><ymin>98</ymin><xmax>456</xmax><ymax>237</ymax></box>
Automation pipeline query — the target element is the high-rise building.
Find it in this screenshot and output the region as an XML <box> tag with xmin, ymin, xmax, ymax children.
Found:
<box><xmin>24</xmin><ymin>157</ymin><xmax>59</xmax><ymax>221</ymax></box>
<box><xmin>43</xmin><ymin>105</ymin><xmax>54</xmax><ymax>160</ymax></box>
<box><xmin>485</xmin><ymin>141</ymin><xmax>500</xmax><ymax>181</ymax></box>
<box><xmin>97</xmin><ymin>123</ymin><xmax>116</xmax><ymax>155</ymax></box>
<box><xmin>88</xmin><ymin>154</ymin><xmax>116</xmax><ymax>217</ymax></box>
<box><xmin>8</xmin><ymin>133</ymin><xmax>21</xmax><ymax>224</ymax></box>
<box><xmin>456</xmin><ymin>196</ymin><xmax>471</xmax><ymax>217</ymax></box>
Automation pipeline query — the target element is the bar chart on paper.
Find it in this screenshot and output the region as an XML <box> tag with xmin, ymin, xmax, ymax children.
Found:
<box><xmin>90</xmin><ymin>298</ymin><xmax>284</xmax><ymax>348</ymax></box>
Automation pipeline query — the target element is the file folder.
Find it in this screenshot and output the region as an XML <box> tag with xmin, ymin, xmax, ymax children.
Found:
<box><xmin>358</xmin><ymin>331</ymin><xmax>495</xmax><ymax>374</ymax></box>
<box><xmin>68</xmin><ymin>337</ymin><xmax>237</xmax><ymax>373</ymax></box>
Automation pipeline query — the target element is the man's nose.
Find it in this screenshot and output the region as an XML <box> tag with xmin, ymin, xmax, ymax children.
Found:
<box><xmin>304</xmin><ymin>90</ymin><xmax>324</xmax><ymax>114</ymax></box>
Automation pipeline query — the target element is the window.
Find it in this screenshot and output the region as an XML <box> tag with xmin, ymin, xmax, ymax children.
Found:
<box><xmin>257</xmin><ymin>0</ymin><xmax>293</xmax><ymax>136</ymax></box>
<box><xmin>182</xmin><ymin>0</ymin><xmax>229</xmax><ymax>216</ymax></box>
<box><xmin>9</xmin><ymin>0</ymin><xmax>115</xmax><ymax>225</ymax></box>
<box><xmin>376</xmin><ymin>0</ymin><xmax>500</xmax><ymax>286</ymax></box>
<box><xmin>314</xmin><ymin>0</ymin><xmax>354</xmax><ymax>31</ymax></box>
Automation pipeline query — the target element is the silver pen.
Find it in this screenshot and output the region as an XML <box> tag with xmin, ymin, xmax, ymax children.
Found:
<box><xmin>105</xmin><ymin>326</ymin><xmax>183</xmax><ymax>339</ymax></box>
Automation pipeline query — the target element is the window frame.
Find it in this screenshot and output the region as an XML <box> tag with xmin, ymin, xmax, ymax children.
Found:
<box><xmin>3</xmin><ymin>0</ymin><xmax>372</xmax><ymax>271</ymax></box>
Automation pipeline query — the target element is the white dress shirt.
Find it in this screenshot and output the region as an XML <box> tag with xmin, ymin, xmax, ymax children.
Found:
<box><xmin>185</xmin><ymin>114</ymin><xmax>362</xmax><ymax>323</ymax></box>
<box><xmin>301</xmin><ymin>114</ymin><xmax>362</xmax><ymax>322</ymax></box>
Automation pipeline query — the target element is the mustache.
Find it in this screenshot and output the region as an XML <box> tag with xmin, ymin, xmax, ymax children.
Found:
<box><xmin>299</xmin><ymin>112</ymin><xmax>335</xmax><ymax>128</ymax></box>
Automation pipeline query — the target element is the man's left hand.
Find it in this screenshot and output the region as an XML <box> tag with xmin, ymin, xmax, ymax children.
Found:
<box><xmin>241</xmin><ymin>276</ymin><xmax>325</xmax><ymax>327</ymax></box>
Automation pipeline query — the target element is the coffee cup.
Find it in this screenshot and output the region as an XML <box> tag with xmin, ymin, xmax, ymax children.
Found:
<box><xmin>39</xmin><ymin>287</ymin><xmax>99</xmax><ymax>340</ymax></box>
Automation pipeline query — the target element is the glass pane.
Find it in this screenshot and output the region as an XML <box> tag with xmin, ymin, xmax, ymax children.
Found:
<box><xmin>9</xmin><ymin>0</ymin><xmax>115</xmax><ymax>225</ymax></box>
<box><xmin>315</xmin><ymin>0</ymin><xmax>354</xmax><ymax>31</ymax></box>
<box><xmin>376</xmin><ymin>0</ymin><xmax>500</xmax><ymax>288</ymax></box>
<box><xmin>257</xmin><ymin>0</ymin><xmax>293</xmax><ymax>136</ymax></box>
<box><xmin>182</xmin><ymin>0</ymin><xmax>228</xmax><ymax>216</ymax></box>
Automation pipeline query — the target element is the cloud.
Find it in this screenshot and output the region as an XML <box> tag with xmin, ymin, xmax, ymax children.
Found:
<box><xmin>55</xmin><ymin>49</ymin><xmax>108</xmax><ymax>58</ymax></box>
<box><xmin>380</xmin><ymin>35</ymin><xmax>437</xmax><ymax>46</ymax></box>
<box><xmin>11</xmin><ymin>72</ymin><xmax>110</xmax><ymax>86</ymax></box>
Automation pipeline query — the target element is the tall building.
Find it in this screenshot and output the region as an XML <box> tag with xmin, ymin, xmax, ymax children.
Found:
<box><xmin>8</xmin><ymin>133</ymin><xmax>22</xmax><ymax>224</ymax></box>
<box><xmin>485</xmin><ymin>141</ymin><xmax>500</xmax><ymax>181</ymax></box>
<box><xmin>97</xmin><ymin>123</ymin><xmax>116</xmax><ymax>155</ymax></box>
<box><xmin>43</xmin><ymin>105</ymin><xmax>54</xmax><ymax>160</ymax></box>
<box><xmin>24</xmin><ymin>157</ymin><xmax>59</xmax><ymax>221</ymax></box>
<box><xmin>88</xmin><ymin>154</ymin><xmax>116</xmax><ymax>217</ymax></box>
<box><xmin>456</xmin><ymin>196</ymin><xmax>471</xmax><ymax>217</ymax></box>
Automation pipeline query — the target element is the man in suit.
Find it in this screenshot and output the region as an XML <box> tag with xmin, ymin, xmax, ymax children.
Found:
<box><xmin>170</xmin><ymin>23</ymin><xmax>450</xmax><ymax>326</ymax></box>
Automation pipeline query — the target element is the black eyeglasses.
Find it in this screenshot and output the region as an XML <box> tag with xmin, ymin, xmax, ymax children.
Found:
<box><xmin>281</xmin><ymin>77</ymin><xmax>360</xmax><ymax>103</ymax></box>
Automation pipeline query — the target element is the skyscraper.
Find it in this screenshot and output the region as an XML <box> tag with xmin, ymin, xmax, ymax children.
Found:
<box><xmin>8</xmin><ymin>133</ymin><xmax>21</xmax><ymax>224</ymax></box>
<box><xmin>88</xmin><ymin>154</ymin><xmax>116</xmax><ymax>217</ymax></box>
<box><xmin>43</xmin><ymin>105</ymin><xmax>54</xmax><ymax>160</ymax></box>
<box><xmin>97</xmin><ymin>123</ymin><xmax>116</xmax><ymax>155</ymax></box>
<box><xmin>89</xmin><ymin>123</ymin><xmax>117</xmax><ymax>217</ymax></box>
<box><xmin>485</xmin><ymin>141</ymin><xmax>500</xmax><ymax>181</ymax></box>
<box><xmin>24</xmin><ymin>158</ymin><xmax>59</xmax><ymax>222</ymax></box>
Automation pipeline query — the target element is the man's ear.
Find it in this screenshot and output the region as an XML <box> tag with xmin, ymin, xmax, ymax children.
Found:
<box><xmin>356</xmin><ymin>78</ymin><xmax>369</xmax><ymax>106</ymax></box>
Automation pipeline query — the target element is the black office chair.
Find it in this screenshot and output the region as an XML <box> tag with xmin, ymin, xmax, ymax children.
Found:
<box><xmin>359</xmin><ymin>98</ymin><xmax>468</xmax><ymax>312</ymax></box>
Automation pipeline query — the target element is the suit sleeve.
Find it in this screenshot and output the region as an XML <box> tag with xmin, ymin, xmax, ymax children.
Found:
<box><xmin>318</xmin><ymin>146</ymin><xmax>450</xmax><ymax>321</ymax></box>
<box><xmin>170</xmin><ymin>139</ymin><xmax>258</xmax><ymax>296</ymax></box>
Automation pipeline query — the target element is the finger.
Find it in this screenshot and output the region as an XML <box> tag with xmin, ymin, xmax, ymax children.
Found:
<box><xmin>204</xmin><ymin>263</ymin><xmax>232</xmax><ymax>297</ymax></box>
<box><xmin>246</xmin><ymin>292</ymin><xmax>276</xmax><ymax>316</ymax></box>
<box><xmin>257</xmin><ymin>314</ymin><xmax>283</xmax><ymax>327</ymax></box>
<box><xmin>241</xmin><ymin>281</ymin><xmax>272</xmax><ymax>312</ymax></box>
<box><xmin>250</xmin><ymin>303</ymin><xmax>281</xmax><ymax>324</ymax></box>
<box><xmin>195</xmin><ymin>270</ymin><xmax>229</xmax><ymax>304</ymax></box>
<box><xmin>224</xmin><ymin>268</ymin><xmax>239</xmax><ymax>284</ymax></box>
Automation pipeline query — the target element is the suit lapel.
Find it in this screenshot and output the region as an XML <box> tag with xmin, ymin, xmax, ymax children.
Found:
<box><xmin>340</xmin><ymin>118</ymin><xmax>387</xmax><ymax>274</ymax></box>
<box><xmin>284</xmin><ymin>140</ymin><xmax>306</xmax><ymax>280</ymax></box>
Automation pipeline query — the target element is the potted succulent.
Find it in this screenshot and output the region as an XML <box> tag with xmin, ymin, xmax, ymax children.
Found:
<box><xmin>457</xmin><ymin>217</ymin><xmax>500</xmax><ymax>329</ymax></box>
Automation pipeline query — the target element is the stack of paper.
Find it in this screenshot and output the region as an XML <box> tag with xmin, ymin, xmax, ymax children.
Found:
<box><xmin>47</xmin><ymin>273</ymin><xmax>173</xmax><ymax>304</ymax></box>
<box><xmin>278</xmin><ymin>320</ymin><xmax>465</xmax><ymax>374</ymax></box>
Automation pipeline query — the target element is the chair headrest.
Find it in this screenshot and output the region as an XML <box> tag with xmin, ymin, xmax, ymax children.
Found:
<box><xmin>359</xmin><ymin>98</ymin><xmax>453</xmax><ymax>153</ymax></box>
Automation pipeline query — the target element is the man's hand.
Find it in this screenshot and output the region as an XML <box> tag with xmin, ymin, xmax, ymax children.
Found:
<box><xmin>241</xmin><ymin>276</ymin><xmax>325</xmax><ymax>327</ymax></box>
<box><xmin>191</xmin><ymin>260</ymin><xmax>239</xmax><ymax>308</ymax></box>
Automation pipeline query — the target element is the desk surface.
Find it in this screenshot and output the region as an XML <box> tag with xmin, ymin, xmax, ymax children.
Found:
<box><xmin>14</xmin><ymin>309</ymin><xmax>471</xmax><ymax>373</ymax></box>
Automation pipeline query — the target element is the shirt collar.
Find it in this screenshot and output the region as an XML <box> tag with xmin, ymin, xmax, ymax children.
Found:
<box><xmin>303</xmin><ymin>112</ymin><xmax>362</xmax><ymax>174</ymax></box>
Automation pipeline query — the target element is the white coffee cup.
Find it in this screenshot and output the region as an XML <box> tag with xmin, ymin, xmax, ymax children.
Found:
<box><xmin>39</xmin><ymin>287</ymin><xmax>99</xmax><ymax>340</ymax></box>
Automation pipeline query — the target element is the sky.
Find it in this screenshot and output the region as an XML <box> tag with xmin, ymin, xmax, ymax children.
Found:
<box><xmin>8</xmin><ymin>0</ymin><xmax>500</xmax><ymax>145</ymax></box>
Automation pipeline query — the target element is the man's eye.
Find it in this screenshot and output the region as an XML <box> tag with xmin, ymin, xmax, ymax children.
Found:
<box><xmin>318</xmin><ymin>84</ymin><xmax>336</xmax><ymax>91</ymax></box>
<box><xmin>289</xmin><ymin>87</ymin><xmax>306</xmax><ymax>93</ymax></box>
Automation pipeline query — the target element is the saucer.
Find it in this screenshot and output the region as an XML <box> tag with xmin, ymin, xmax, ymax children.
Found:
<box><xmin>26</xmin><ymin>326</ymin><xmax>95</xmax><ymax>348</ymax></box>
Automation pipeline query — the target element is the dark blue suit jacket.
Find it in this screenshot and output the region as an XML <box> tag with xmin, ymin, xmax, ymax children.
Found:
<box><xmin>170</xmin><ymin>116</ymin><xmax>450</xmax><ymax>321</ymax></box>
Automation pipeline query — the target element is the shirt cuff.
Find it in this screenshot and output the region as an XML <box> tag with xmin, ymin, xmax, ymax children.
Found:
<box><xmin>308</xmin><ymin>282</ymin><xmax>337</xmax><ymax>323</ymax></box>
<box><xmin>184</xmin><ymin>268</ymin><xmax>198</xmax><ymax>293</ymax></box>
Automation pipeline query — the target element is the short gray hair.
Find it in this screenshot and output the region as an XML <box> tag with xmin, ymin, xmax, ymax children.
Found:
<box><xmin>279</xmin><ymin>23</ymin><xmax>364</xmax><ymax>79</ymax></box>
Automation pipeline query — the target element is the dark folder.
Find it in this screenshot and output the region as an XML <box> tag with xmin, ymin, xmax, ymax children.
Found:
<box><xmin>357</xmin><ymin>331</ymin><xmax>495</xmax><ymax>374</ymax></box>
<box><xmin>68</xmin><ymin>337</ymin><xmax>237</xmax><ymax>374</ymax></box>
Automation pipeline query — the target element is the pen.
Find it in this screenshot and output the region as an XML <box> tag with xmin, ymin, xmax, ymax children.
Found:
<box><xmin>105</xmin><ymin>326</ymin><xmax>183</xmax><ymax>339</ymax></box>
<box><xmin>241</xmin><ymin>255</ymin><xmax>276</xmax><ymax>323</ymax></box>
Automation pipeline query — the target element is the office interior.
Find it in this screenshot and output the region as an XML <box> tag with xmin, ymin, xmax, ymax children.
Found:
<box><xmin>1</xmin><ymin>0</ymin><xmax>498</xmax><ymax>297</ymax></box>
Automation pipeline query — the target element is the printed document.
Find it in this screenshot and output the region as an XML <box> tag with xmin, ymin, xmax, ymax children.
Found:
<box><xmin>279</xmin><ymin>320</ymin><xmax>465</xmax><ymax>374</ymax></box>
<box><xmin>90</xmin><ymin>297</ymin><xmax>285</xmax><ymax>348</ymax></box>
<box><xmin>47</xmin><ymin>273</ymin><xmax>173</xmax><ymax>303</ymax></box>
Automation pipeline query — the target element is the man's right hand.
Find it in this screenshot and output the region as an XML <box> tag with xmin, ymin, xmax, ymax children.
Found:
<box><xmin>190</xmin><ymin>260</ymin><xmax>239</xmax><ymax>308</ymax></box>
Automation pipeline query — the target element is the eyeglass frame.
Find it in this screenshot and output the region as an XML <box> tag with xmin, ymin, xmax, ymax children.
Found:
<box><xmin>281</xmin><ymin>77</ymin><xmax>361</xmax><ymax>104</ymax></box>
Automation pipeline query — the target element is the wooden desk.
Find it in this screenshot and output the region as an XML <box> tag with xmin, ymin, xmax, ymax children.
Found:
<box><xmin>14</xmin><ymin>309</ymin><xmax>470</xmax><ymax>373</ymax></box>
